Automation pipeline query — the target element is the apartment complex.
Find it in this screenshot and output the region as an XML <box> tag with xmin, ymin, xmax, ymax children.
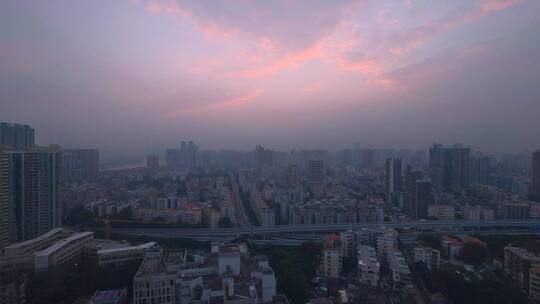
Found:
<box><xmin>4</xmin><ymin>147</ymin><xmax>62</xmax><ymax>242</ymax></box>
<box><xmin>133</xmin><ymin>243</ymin><xmax>281</xmax><ymax>304</ymax></box>
<box><xmin>0</xmin><ymin>122</ymin><xmax>34</xmax><ymax>150</ymax></box>
<box><xmin>61</xmin><ymin>149</ymin><xmax>99</xmax><ymax>182</ymax></box>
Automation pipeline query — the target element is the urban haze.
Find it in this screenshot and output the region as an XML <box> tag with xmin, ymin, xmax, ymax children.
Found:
<box><xmin>1</xmin><ymin>1</ymin><xmax>540</xmax><ymax>304</ymax></box>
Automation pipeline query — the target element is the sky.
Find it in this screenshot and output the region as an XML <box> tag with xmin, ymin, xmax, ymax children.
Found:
<box><xmin>1</xmin><ymin>0</ymin><xmax>539</xmax><ymax>158</ymax></box>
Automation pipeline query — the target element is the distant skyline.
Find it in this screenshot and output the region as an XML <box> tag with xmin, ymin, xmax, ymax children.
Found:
<box><xmin>1</xmin><ymin>0</ymin><xmax>539</xmax><ymax>158</ymax></box>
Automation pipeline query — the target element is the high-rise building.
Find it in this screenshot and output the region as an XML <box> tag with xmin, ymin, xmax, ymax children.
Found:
<box><xmin>533</xmin><ymin>150</ymin><xmax>540</xmax><ymax>201</ymax></box>
<box><xmin>285</xmin><ymin>164</ymin><xmax>300</xmax><ymax>187</ymax></box>
<box><xmin>414</xmin><ymin>179</ymin><xmax>432</xmax><ymax>219</ymax></box>
<box><xmin>146</xmin><ymin>154</ymin><xmax>159</xmax><ymax>170</ymax></box>
<box><xmin>180</xmin><ymin>141</ymin><xmax>198</xmax><ymax>170</ymax></box>
<box><xmin>308</xmin><ymin>159</ymin><xmax>324</xmax><ymax>184</ymax></box>
<box><xmin>321</xmin><ymin>234</ymin><xmax>342</xmax><ymax>279</ymax></box>
<box><xmin>336</xmin><ymin>149</ymin><xmax>353</xmax><ymax>167</ymax></box>
<box><xmin>166</xmin><ymin>141</ymin><xmax>199</xmax><ymax>170</ymax></box>
<box><xmin>6</xmin><ymin>147</ymin><xmax>61</xmax><ymax>241</ymax></box>
<box><xmin>429</xmin><ymin>143</ymin><xmax>471</xmax><ymax>190</ymax></box>
<box><xmin>166</xmin><ymin>149</ymin><xmax>181</xmax><ymax>169</ymax></box>
<box><xmin>404</xmin><ymin>168</ymin><xmax>432</xmax><ymax>220</ymax></box>
<box><xmin>404</xmin><ymin>167</ymin><xmax>422</xmax><ymax>218</ymax></box>
<box><xmin>470</xmin><ymin>152</ymin><xmax>492</xmax><ymax>186</ymax></box>
<box><xmin>61</xmin><ymin>149</ymin><xmax>99</xmax><ymax>182</ymax></box>
<box><xmin>358</xmin><ymin>245</ymin><xmax>380</xmax><ymax>287</ymax></box>
<box><xmin>375</xmin><ymin>229</ymin><xmax>397</xmax><ymax>264</ymax></box>
<box><xmin>0</xmin><ymin>148</ymin><xmax>9</xmax><ymax>248</ymax></box>
<box><xmin>361</xmin><ymin>149</ymin><xmax>375</xmax><ymax>169</ymax></box>
<box><xmin>385</xmin><ymin>158</ymin><xmax>402</xmax><ymax>194</ymax></box>
<box><xmin>0</xmin><ymin>122</ymin><xmax>35</xmax><ymax>150</ymax></box>
<box><xmin>255</xmin><ymin>145</ymin><xmax>273</xmax><ymax>172</ymax></box>
<box><xmin>389</xmin><ymin>251</ymin><xmax>412</xmax><ymax>290</ymax></box>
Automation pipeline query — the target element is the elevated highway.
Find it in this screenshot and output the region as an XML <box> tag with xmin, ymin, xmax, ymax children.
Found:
<box><xmin>106</xmin><ymin>220</ymin><xmax>540</xmax><ymax>241</ymax></box>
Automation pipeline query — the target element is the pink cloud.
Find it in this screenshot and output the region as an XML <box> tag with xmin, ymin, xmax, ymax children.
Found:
<box><xmin>231</xmin><ymin>41</ymin><xmax>327</xmax><ymax>78</ymax></box>
<box><xmin>138</xmin><ymin>0</ymin><xmax>525</xmax><ymax>90</ymax></box>
<box><xmin>337</xmin><ymin>58</ymin><xmax>382</xmax><ymax>76</ymax></box>
<box><xmin>168</xmin><ymin>90</ymin><xmax>262</xmax><ymax>117</ymax></box>
<box><xmin>336</xmin><ymin>0</ymin><xmax>522</xmax><ymax>81</ymax></box>
<box><xmin>303</xmin><ymin>81</ymin><xmax>326</xmax><ymax>94</ymax></box>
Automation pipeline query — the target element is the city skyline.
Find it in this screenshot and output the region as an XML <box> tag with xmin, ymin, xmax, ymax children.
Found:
<box><xmin>1</xmin><ymin>0</ymin><xmax>539</xmax><ymax>157</ymax></box>
<box><xmin>2</xmin><ymin>2</ymin><xmax>540</xmax><ymax>303</ymax></box>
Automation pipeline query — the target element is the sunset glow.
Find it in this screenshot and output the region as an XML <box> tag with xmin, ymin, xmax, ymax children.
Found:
<box><xmin>1</xmin><ymin>0</ymin><xmax>539</xmax><ymax>156</ymax></box>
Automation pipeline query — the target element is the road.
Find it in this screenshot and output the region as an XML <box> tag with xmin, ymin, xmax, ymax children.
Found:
<box><xmin>228</xmin><ymin>172</ymin><xmax>251</xmax><ymax>227</ymax></box>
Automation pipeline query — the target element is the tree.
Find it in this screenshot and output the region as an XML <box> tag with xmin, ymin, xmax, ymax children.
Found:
<box><xmin>526</xmin><ymin>241</ymin><xmax>540</xmax><ymax>255</ymax></box>
<box><xmin>342</xmin><ymin>256</ymin><xmax>356</xmax><ymax>275</ymax></box>
<box><xmin>417</xmin><ymin>233</ymin><xmax>442</xmax><ymax>250</ymax></box>
<box><xmin>65</xmin><ymin>205</ymin><xmax>95</xmax><ymax>228</ymax></box>
<box><xmin>153</xmin><ymin>217</ymin><xmax>167</xmax><ymax>223</ymax></box>
<box><xmin>218</xmin><ymin>217</ymin><xmax>232</xmax><ymax>228</ymax></box>
<box><xmin>114</xmin><ymin>206</ymin><xmax>133</xmax><ymax>220</ymax></box>
<box><xmin>461</xmin><ymin>242</ymin><xmax>487</xmax><ymax>265</ymax></box>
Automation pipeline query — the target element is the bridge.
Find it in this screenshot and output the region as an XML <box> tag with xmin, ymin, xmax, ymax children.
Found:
<box><xmin>106</xmin><ymin>220</ymin><xmax>540</xmax><ymax>242</ymax></box>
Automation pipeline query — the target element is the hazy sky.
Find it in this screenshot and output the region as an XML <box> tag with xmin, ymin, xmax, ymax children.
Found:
<box><xmin>1</xmin><ymin>0</ymin><xmax>539</xmax><ymax>158</ymax></box>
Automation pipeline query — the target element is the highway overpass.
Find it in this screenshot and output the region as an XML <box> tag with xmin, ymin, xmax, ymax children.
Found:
<box><xmin>105</xmin><ymin>219</ymin><xmax>540</xmax><ymax>240</ymax></box>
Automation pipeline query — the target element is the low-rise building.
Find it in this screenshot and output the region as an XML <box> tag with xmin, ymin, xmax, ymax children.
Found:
<box><xmin>290</xmin><ymin>199</ymin><xmax>383</xmax><ymax>225</ymax></box>
<box><xmin>530</xmin><ymin>266</ymin><xmax>540</xmax><ymax>303</ymax></box>
<box><xmin>441</xmin><ymin>236</ymin><xmax>462</xmax><ymax>261</ymax></box>
<box><xmin>1</xmin><ymin>228</ymin><xmax>69</xmax><ymax>257</ymax></box>
<box><xmin>428</xmin><ymin>204</ymin><xmax>455</xmax><ymax>220</ymax></box>
<box><xmin>181</xmin><ymin>203</ymin><xmax>202</xmax><ymax>225</ymax></box>
<box><xmin>0</xmin><ymin>274</ymin><xmax>27</xmax><ymax>304</ymax></box>
<box><xmin>505</xmin><ymin>246</ymin><xmax>540</xmax><ymax>292</ymax></box>
<box><xmin>462</xmin><ymin>206</ymin><xmax>494</xmax><ymax>221</ymax></box>
<box><xmin>133</xmin><ymin>243</ymin><xmax>283</xmax><ymax>304</ymax></box>
<box><xmin>135</xmin><ymin>208</ymin><xmax>182</xmax><ymax>223</ymax></box>
<box><xmin>203</xmin><ymin>206</ymin><xmax>220</xmax><ymax>229</ymax></box>
<box><xmin>133</xmin><ymin>252</ymin><xmax>176</xmax><ymax>304</ymax></box>
<box><xmin>498</xmin><ymin>202</ymin><xmax>530</xmax><ymax>220</ymax></box>
<box><xmin>34</xmin><ymin>232</ymin><xmax>94</xmax><ymax>272</ymax></box>
<box><xmin>97</xmin><ymin>242</ymin><xmax>158</xmax><ymax>267</ymax></box>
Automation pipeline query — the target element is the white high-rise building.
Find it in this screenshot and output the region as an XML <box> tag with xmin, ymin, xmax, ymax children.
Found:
<box><xmin>414</xmin><ymin>247</ymin><xmax>440</xmax><ymax>270</ymax></box>
<box><xmin>321</xmin><ymin>234</ymin><xmax>342</xmax><ymax>279</ymax></box>
<box><xmin>389</xmin><ymin>250</ymin><xmax>412</xmax><ymax>290</ymax></box>
<box><xmin>358</xmin><ymin>245</ymin><xmax>380</xmax><ymax>287</ymax></box>
<box><xmin>375</xmin><ymin>229</ymin><xmax>397</xmax><ymax>264</ymax></box>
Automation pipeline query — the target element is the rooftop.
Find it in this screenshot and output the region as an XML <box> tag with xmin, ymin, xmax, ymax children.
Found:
<box><xmin>89</xmin><ymin>289</ymin><xmax>127</xmax><ymax>304</ymax></box>
<box><xmin>3</xmin><ymin>228</ymin><xmax>66</xmax><ymax>250</ymax></box>
<box><xmin>35</xmin><ymin>232</ymin><xmax>93</xmax><ymax>257</ymax></box>
<box><xmin>97</xmin><ymin>242</ymin><xmax>157</xmax><ymax>255</ymax></box>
